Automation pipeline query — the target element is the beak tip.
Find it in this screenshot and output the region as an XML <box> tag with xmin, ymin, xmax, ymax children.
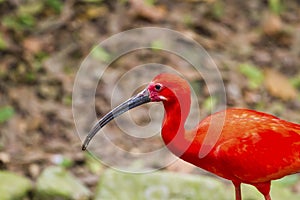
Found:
<box><xmin>81</xmin><ymin>140</ymin><xmax>89</xmax><ymax>151</ymax></box>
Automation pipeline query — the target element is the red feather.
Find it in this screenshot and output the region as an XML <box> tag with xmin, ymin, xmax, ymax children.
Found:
<box><xmin>83</xmin><ymin>73</ymin><xmax>300</xmax><ymax>200</ymax></box>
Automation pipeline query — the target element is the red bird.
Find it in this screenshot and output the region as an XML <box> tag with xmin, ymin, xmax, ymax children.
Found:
<box><xmin>82</xmin><ymin>73</ymin><xmax>300</xmax><ymax>200</ymax></box>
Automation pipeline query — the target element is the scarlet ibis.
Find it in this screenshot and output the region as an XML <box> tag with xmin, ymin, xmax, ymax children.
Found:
<box><xmin>82</xmin><ymin>73</ymin><xmax>300</xmax><ymax>200</ymax></box>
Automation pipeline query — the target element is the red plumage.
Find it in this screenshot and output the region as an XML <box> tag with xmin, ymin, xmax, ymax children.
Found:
<box><xmin>82</xmin><ymin>73</ymin><xmax>300</xmax><ymax>200</ymax></box>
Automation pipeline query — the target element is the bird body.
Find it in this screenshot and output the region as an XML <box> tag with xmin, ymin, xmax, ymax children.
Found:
<box><xmin>173</xmin><ymin>108</ymin><xmax>300</xmax><ymax>183</ymax></box>
<box><xmin>82</xmin><ymin>73</ymin><xmax>300</xmax><ymax>200</ymax></box>
<box><xmin>175</xmin><ymin>108</ymin><xmax>300</xmax><ymax>199</ymax></box>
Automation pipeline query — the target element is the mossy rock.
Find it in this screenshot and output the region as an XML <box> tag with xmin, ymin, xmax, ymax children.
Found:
<box><xmin>95</xmin><ymin>169</ymin><xmax>300</xmax><ymax>200</ymax></box>
<box><xmin>95</xmin><ymin>169</ymin><xmax>233</xmax><ymax>200</ymax></box>
<box><xmin>0</xmin><ymin>171</ymin><xmax>32</xmax><ymax>200</ymax></box>
<box><xmin>35</xmin><ymin>166</ymin><xmax>91</xmax><ymax>200</ymax></box>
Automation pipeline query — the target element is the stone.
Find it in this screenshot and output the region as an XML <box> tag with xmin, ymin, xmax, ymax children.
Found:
<box><xmin>95</xmin><ymin>169</ymin><xmax>300</xmax><ymax>200</ymax></box>
<box><xmin>95</xmin><ymin>169</ymin><xmax>232</xmax><ymax>200</ymax></box>
<box><xmin>0</xmin><ymin>171</ymin><xmax>32</xmax><ymax>200</ymax></box>
<box><xmin>35</xmin><ymin>166</ymin><xmax>91</xmax><ymax>200</ymax></box>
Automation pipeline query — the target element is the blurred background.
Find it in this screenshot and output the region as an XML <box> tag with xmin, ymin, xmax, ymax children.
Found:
<box><xmin>0</xmin><ymin>0</ymin><xmax>300</xmax><ymax>199</ymax></box>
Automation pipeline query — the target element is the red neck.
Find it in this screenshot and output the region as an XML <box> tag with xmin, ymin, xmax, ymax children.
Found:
<box><xmin>161</xmin><ymin>96</ymin><xmax>191</xmax><ymax>156</ymax></box>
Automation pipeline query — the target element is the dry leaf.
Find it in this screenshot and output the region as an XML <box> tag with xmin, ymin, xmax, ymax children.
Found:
<box><xmin>129</xmin><ymin>0</ymin><xmax>166</xmax><ymax>22</ymax></box>
<box><xmin>262</xmin><ymin>12</ymin><xmax>283</xmax><ymax>36</ymax></box>
<box><xmin>84</xmin><ymin>6</ymin><xmax>108</xmax><ymax>20</ymax></box>
<box><xmin>264</xmin><ymin>69</ymin><xmax>298</xmax><ymax>101</ymax></box>
<box><xmin>23</xmin><ymin>37</ymin><xmax>43</xmax><ymax>54</ymax></box>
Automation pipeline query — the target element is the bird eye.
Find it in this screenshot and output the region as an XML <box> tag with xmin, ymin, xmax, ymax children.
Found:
<box><xmin>154</xmin><ymin>84</ymin><xmax>162</xmax><ymax>91</ymax></box>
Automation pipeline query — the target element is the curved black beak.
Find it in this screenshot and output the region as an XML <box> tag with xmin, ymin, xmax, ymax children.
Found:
<box><xmin>82</xmin><ymin>89</ymin><xmax>151</xmax><ymax>150</ymax></box>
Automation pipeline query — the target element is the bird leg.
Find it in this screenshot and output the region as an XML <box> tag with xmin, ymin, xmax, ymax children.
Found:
<box><xmin>233</xmin><ymin>182</ymin><xmax>242</xmax><ymax>200</ymax></box>
<box><xmin>264</xmin><ymin>193</ymin><xmax>271</xmax><ymax>200</ymax></box>
<box><xmin>253</xmin><ymin>181</ymin><xmax>271</xmax><ymax>200</ymax></box>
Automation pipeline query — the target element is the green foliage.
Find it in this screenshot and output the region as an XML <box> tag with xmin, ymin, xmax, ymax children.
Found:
<box><xmin>145</xmin><ymin>0</ymin><xmax>156</xmax><ymax>6</ymax></box>
<box><xmin>18</xmin><ymin>1</ymin><xmax>44</xmax><ymax>16</ymax></box>
<box><xmin>91</xmin><ymin>46</ymin><xmax>112</xmax><ymax>62</ymax></box>
<box><xmin>268</xmin><ymin>0</ymin><xmax>284</xmax><ymax>15</ymax></box>
<box><xmin>19</xmin><ymin>14</ymin><xmax>36</xmax><ymax>27</ymax></box>
<box><xmin>2</xmin><ymin>1</ymin><xmax>44</xmax><ymax>30</ymax></box>
<box><xmin>203</xmin><ymin>96</ymin><xmax>218</xmax><ymax>111</ymax></box>
<box><xmin>151</xmin><ymin>40</ymin><xmax>164</xmax><ymax>51</ymax></box>
<box><xmin>2</xmin><ymin>12</ymin><xmax>37</xmax><ymax>31</ymax></box>
<box><xmin>60</xmin><ymin>157</ymin><xmax>74</xmax><ymax>168</ymax></box>
<box><xmin>46</xmin><ymin>0</ymin><xmax>64</xmax><ymax>13</ymax></box>
<box><xmin>25</xmin><ymin>71</ymin><xmax>37</xmax><ymax>82</ymax></box>
<box><xmin>0</xmin><ymin>106</ymin><xmax>15</xmax><ymax>124</ymax></box>
<box><xmin>35</xmin><ymin>51</ymin><xmax>49</xmax><ymax>62</ymax></box>
<box><xmin>62</xmin><ymin>95</ymin><xmax>72</xmax><ymax>106</ymax></box>
<box><xmin>183</xmin><ymin>14</ymin><xmax>193</xmax><ymax>26</ymax></box>
<box><xmin>239</xmin><ymin>63</ymin><xmax>264</xmax><ymax>89</ymax></box>
<box><xmin>118</xmin><ymin>0</ymin><xmax>128</xmax><ymax>4</ymax></box>
<box><xmin>290</xmin><ymin>75</ymin><xmax>300</xmax><ymax>89</ymax></box>
<box><xmin>0</xmin><ymin>32</ymin><xmax>8</xmax><ymax>50</ymax></box>
<box><xmin>82</xmin><ymin>0</ymin><xmax>103</xmax><ymax>3</ymax></box>
<box><xmin>212</xmin><ymin>0</ymin><xmax>224</xmax><ymax>19</ymax></box>
<box><xmin>52</xmin><ymin>154</ymin><xmax>74</xmax><ymax>168</ymax></box>
<box><xmin>1</xmin><ymin>1</ymin><xmax>64</xmax><ymax>31</ymax></box>
<box><xmin>85</xmin><ymin>152</ymin><xmax>104</xmax><ymax>175</ymax></box>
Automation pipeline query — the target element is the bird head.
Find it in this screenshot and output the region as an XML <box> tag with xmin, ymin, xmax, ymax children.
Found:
<box><xmin>82</xmin><ymin>73</ymin><xmax>190</xmax><ymax>150</ymax></box>
<box><xmin>148</xmin><ymin>73</ymin><xmax>191</xmax><ymax>104</ymax></box>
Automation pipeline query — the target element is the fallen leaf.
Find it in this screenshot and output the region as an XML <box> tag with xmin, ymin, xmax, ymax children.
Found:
<box><xmin>22</xmin><ymin>37</ymin><xmax>43</xmax><ymax>54</ymax></box>
<box><xmin>262</xmin><ymin>12</ymin><xmax>283</xmax><ymax>36</ymax></box>
<box><xmin>0</xmin><ymin>152</ymin><xmax>11</xmax><ymax>164</ymax></box>
<box><xmin>264</xmin><ymin>69</ymin><xmax>298</xmax><ymax>101</ymax></box>
<box><xmin>129</xmin><ymin>0</ymin><xmax>166</xmax><ymax>22</ymax></box>
<box><xmin>85</xmin><ymin>6</ymin><xmax>108</xmax><ymax>19</ymax></box>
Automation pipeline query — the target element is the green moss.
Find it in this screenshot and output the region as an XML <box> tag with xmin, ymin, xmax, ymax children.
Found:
<box><xmin>0</xmin><ymin>171</ymin><xmax>32</xmax><ymax>200</ymax></box>
<box><xmin>239</xmin><ymin>63</ymin><xmax>264</xmax><ymax>89</ymax></box>
<box><xmin>0</xmin><ymin>106</ymin><xmax>15</xmax><ymax>124</ymax></box>
<box><xmin>35</xmin><ymin>166</ymin><xmax>91</xmax><ymax>200</ymax></box>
